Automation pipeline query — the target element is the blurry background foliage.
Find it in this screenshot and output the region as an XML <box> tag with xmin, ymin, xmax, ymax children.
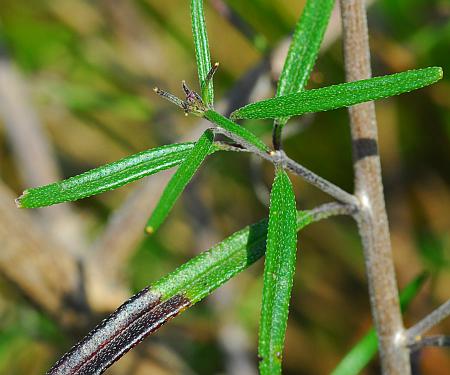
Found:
<box><xmin>0</xmin><ymin>0</ymin><xmax>449</xmax><ymax>374</ymax></box>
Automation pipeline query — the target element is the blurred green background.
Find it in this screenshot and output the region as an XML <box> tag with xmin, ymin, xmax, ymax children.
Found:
<box><xmin>0</xmin><ymin>0</ymin><xmax>449</xmax><ymax>374</ymax></box>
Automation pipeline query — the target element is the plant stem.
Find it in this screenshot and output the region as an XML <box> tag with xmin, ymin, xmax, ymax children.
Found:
<box><xmin>283</xmin><ymin>154</ymin><xmax>358</xmax><ymax>208</ymax></box>
<box><xmin>215</xmin><ymin>124</ymin><xmax>357</xmax><ymax>207</ymax></box>
<box><xmin>207</xmin><ymin>111</ymin><xmax>358</xmax><ymax>207</ymax></box>
<box><xmin>309</xmin><ymin>201</ymin><xmax>356</xmax><ymax>220</ymax></box>
<box><xmin>409</xmin><ymin>335</ymin><xmax>450</xmax><ymax>352</ymax></box>
<box><xmin>406</xmin><ymin>300</ymin><xmax>450</xmax><ymax>344</ymax></box>
<box><xmin>339</xmin><ymin>1</ymin><xmax>410</xmax><ymax>374</ymax></box>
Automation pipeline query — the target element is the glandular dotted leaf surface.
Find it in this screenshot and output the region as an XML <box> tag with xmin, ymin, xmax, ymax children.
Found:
<box><xmin>146</xmin><ymin>129</ymin><xmax>214</xmax><ymax>234</ymax></box>
<box><xmin>190</xmin><ymin>0</ymin><xmax>214</xmax><ymax>105</ymax></box>
<box><xmin>274</xmin><ymin>0</ymin><xmax>335</xmax><ymax>135</ymax></box>
<box><xmin>232</xmin><ymin>67</ymin><xmax>443</xmax><ymax>120</ymax></box>
<box><xmin>16</xmin><ymin>143</ymin><xmax>198</xmax><ymax>208</ymax></box>
<box><xmin>48</xmin><ymin>210</ymin><xmax>314</xmax><ymax>375</ymax></box>
<box><xmin>259</xmin><ymin>168</ymin><xmax>298</xmax><ymax>375</ymax></box>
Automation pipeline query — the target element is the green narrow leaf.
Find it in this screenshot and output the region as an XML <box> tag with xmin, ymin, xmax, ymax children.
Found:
<box><xmin>190</xmin><ymin>0</ymin><xmax>214</xmax><ymax>105</ymax></box>
<box><xmin>16</xmin><ymin>143</ymin><xmax>201</xmax><ymax>208</ymax></box>
<box><xmin>273</xmin><ymin>0</ymin><xmax>334</xmax><ymax>144</ymax></box>
<box><xmin>204</xmin><ymin>109</ymin><xmax>269</xmax><ymax>152</ymax></box>
<box><xmin>156</xmin><ymin>208</ymin><xmax>310</xmax><ymax>302</ymax></box>
<box><xmin>398</xmin><ymin>272</ymin><xmax>429</xmax><ymax>309</ymax></box>
<box><xmin>276</xmin><ymin>0</ymin><xmax>334</xmax><ymax>97</ymax></box>
<box><xmin>259</xmin><ymin>168</ymin><xmax>297</xmax><ymax>375</ymax></box>
<box><xmin>146</xmin><ymin>129</ymin><xmax>214</xmax><ymax>234</ymax></box>
<box><xmin>231</xmin><ymin>67</ymin><xmax>443</xmax><ymax>120</ymax></box>
<box><xmin>47</xmin><ymin>210</ymin><xmax>315</xmax><ymax>375</ymax></box>
<box><xmin>330</xmin><ymin>272</ymin><xmax>428</xmax><ymax>375</ymax></box>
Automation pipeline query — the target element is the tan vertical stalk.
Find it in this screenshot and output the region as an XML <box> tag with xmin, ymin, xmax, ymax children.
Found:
<box><xmin>339</xmin><ymin>1</ymin><xmax>411</xmax><ymax>373</ymax></box>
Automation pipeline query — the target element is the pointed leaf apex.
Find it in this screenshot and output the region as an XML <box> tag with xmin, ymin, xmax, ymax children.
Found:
<box><xmin>15</xmin><ymin>192</ymin><xmax>27</xmax><ymax>208</ymax></box>
<box><xmin>231</xmin><ymin>67</ymin><xmax>444</xmax><ymax>120</ymax></box>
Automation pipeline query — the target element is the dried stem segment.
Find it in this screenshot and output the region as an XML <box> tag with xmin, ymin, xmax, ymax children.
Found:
<box><xmin>339</xmin><ymin>1</ymin><xmax>410</xmax><ymax>374</ymax></box>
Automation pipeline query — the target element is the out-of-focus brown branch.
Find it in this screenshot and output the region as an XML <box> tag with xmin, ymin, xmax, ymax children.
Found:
<box><xmin>0</xmin><ymin>53</ymin><xmax>125</xmax><ymax>331</ymax></box>
<box><xmin>0</xmin><ymin>58</ymin><xmax>61</xmax><ymax>188</ymax></box>
<box><xmin>0</xmin><ymin>53</ymin><xmax>90</xmax><ymax>327</ymax></box>
<box><xmin>0</xmin><ymin>181</ymin><xmax>87</xmax><ymax>328</ymax></box>
<box><xmin>0</xmin><ymin>55</ymin><xmax>84</xmax><ymax>255</ymax></box>
<box><xmin>339</xmin><ymin>1</ymin><xmax>410</xmax><ymax>374</ymax></box>
<box><xmin>98</xmin><ymin>0</ymin><xmax>166</xmax><ymax>74</ymax></box>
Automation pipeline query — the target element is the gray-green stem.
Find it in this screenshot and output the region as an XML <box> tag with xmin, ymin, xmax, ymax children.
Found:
<box><xmin>406</xmin><ymin>300</ymin><xmax>450</xmax><ymax>345</ymax></box>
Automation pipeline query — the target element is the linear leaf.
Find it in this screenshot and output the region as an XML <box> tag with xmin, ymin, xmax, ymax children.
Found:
<box><xmin>231</xmin><ymin>67</ymin><xmax>443</xmax><ymax>120</ymax></box>
<box><xmin>330</xmin><ymin>272</ymin><xmax>428</xmax><ymax>375</ymax></box>
<box><xmin>16</xmin><ymin>143</ymin><xmax>201</xmax><ymax>208</ymax></box>
<box><xmin>273</xmin><ymin>0</ymin><xmax>334</xmax><ymax>144</ymax></box>
<box><xmin>146</xmin><ymin>130</ymin><xmax>214</xmax><ymax>234</ymax></box>
<box><xmin>190</xmin><ymin>0</ymin><xmax>214</xmax><ymax>105</ymax></box>
<box><xmin>204</xmin><ymin>109</ymin><xmax>269</xmax><ymax>152</ymax></box>
<box><xmin>47</xmin><ymin>210</ymin><xmax>316</xmax><ymax>375</ymax></box>
<box><xmin>259</xmin><ymin>168</ymin><xmax>297</xmax><ymax>375</ymax></box>
<box><xmin>276</xmin><ymin>0</ymin><xmax>334</xmax><ymax>97</ymax></box>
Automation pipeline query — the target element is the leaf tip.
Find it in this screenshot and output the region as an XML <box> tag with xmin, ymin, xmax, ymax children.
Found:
<box><xmin>229</xmin><ymin>111</ymin><xmax>238</xmax><ymax>120</ymax></box>
<box><xmin>427</xmin><ymin>66</ymin><xmax>443</xmax><ymax>84</ymax></box>
<box><xmin>15</xmin><ymin>191</ymin><xmax>27</xmax><ymax>208</ymax></box>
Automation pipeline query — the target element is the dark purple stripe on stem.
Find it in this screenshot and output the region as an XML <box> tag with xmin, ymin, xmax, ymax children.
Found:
<box><xmin>47</xmin><ymin>288</ymin><xmax>191</xmax><ymax>375</ymax></box>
